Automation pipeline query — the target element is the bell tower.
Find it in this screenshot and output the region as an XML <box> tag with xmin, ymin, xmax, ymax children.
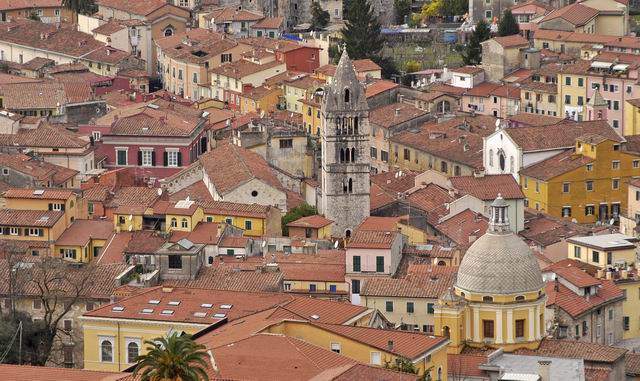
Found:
<box><xmin>320</xmin><ymin>49</ymin><xmax>370</xmax><ymax>237</ymax></box>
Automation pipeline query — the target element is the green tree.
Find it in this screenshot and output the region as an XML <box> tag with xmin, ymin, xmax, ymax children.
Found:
<box><xmin>62</xmin><ymin>0</ymin><xmax>97</xmax><ymax>16</ymax></box>
<box><xmin>310</xmin><ymin>2</ymin><xmax>330</xmax><ymax>30</ymax></box>
<box><xmin>442</xmin><ymin>0</ymin><xmax>468</xmax><ymax>17</ymax></box>
<box><xmin>342</xmin><ymin>0</ymin><xmax>384</xmax><ymax>60</ymax></box>
<box><xmin>394</xmin><ymin>0</ymin><xmax>411</xmax><ymax>24</ymax></box>
<box><xmin>133</xmin><ymin>332</ymin><xmax>210</xmax><ymax>381</ymax></box>
<box><xmin>28</xmin><ymin>12</ymin><xmax>41</xmax><ymax>21</ymax></box>
<box><xmin>498</xmin><ymin>9</ymin><xmax>520</xmax><ymax>36</ymax></box>
<box><xmin>461</xmin><ymin>19</ymin><xmax>490</xmax><ymax>65</ymax></box>
<box><xmin>282</xmin><ymin>204</ymin><xmax>318</xmax><ymax>235</ymax></box>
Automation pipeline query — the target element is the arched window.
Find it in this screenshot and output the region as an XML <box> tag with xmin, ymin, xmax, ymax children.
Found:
<box><xmin>489</xmin><ymin>149</ymin><xmax>494</xmax><ymax>166</ymax></box>
<box><xmin>101</xmin><ymin>340</ymin><xmax>113</xmax><ymax>362</ymax></box>
<box><xmin>181</xmin><ymin>218</ymin><xmax>188</xmax><ymax>228</ymax></box>
<box><xmin>127</xmin><ymin>342</ymin><xmax>139</xmax><ymax>364</ymax></box>
<box><xmin>515</xmin><ymin>295</ymin><xmax>525</xmax><ymax>302</ymax></box>
<box><xmin>442</xmin><ymin>326</ymin><xmax>450</xmax><ymax>339</ymax></box>
<box><xmin>437</xmin><ymin>367</ymin><xmax>443</xmax><ymax>381</ymax></box>
<box><xmin>351</xmin><ymin>147</ymin><xmax>356</xmax><ymax>162</ymax></box>
<box><xmin>499</xmin><ymin>152</ymin><xmax>506</xmax><ymax>171</ymax></box>
<box><xmin>483</xmin><ymin>296</ymin><xmax>494</xmax><ymax>302</ymax></box>
<box><xmin>345</xmin><ymin>229</ymin><xmax>351</xmax><ymax>238</ymax></box>
<box><xmin>354</xmin><ymin>116</ymin><xmax>359</xmax><ymax>134</ymax></box>
<box><xmin>437</xmin><ymin>260</ymin><xmax>446</xmax><ymax>266</ymax></box>
<box><xmin>344</xmin><ymin>88</ymin><xmax>350</xmax><ymax>103</ymax></box>
<box><xmin>344</xmin><ymin>148</ymin><xmax>350</xmax><ymax>162</ymax></box>
<box><xmin>170</xmin><ymin>218</ymin><xmax>177</xmax><ymax>228</ymax></box>
<box><xmin>347</xmin><ymin>118</ymin><xmax>353</xmax><ymax>135</ymax></box>
<box><xmin>340</xmin><ymin>148</ymin><xmax>345</xmax><ymax>162</ymax></box>
<box><xmin>164</xmin><ymin>27</ymin><xmax>174</xmax><ymax>37</ymax></box>
<box><xmin>348</xmin><ymin>178</ymin><xmax>353</xmax><ymax>193</ymax></box>
<box><xmin>342</xmin><ymin>179</ymin><xmax>348</xmax><ymax>193</ymax></box>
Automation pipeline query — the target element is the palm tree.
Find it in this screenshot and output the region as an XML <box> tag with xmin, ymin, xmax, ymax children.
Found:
<box><xmin>133</xmin><ymin>332</ymin><xmax>210</xmax><ymax>381</ymax></box>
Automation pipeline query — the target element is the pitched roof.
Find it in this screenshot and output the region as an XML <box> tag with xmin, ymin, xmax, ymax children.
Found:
<box><xmin>97</xmin><ymin>0</ymin><xmax>178</xmax><ymax>16</ymax></box>
<box><xmin>347</xmin><ymin>230</ymin><xmax>399</xmax><ymax>249</ymax></box>
<box><xmin>361</xmin><ymin>268</ymin><xmax>456</xmax><ymax>298</ymax></box>
<box><xmin>167</xmin><ymin>265</ymin><xmax>283</xmax><ymax>293</ymax></box>
<box><xmin>204</xmin><ymin>7</ymin><xmax>264</xmax><ymax>22</ymax></box>
<box><xmin>2</xmin><ymin>188</ymin><xmax>74</xmax><ymax>200</ymax></box>
<box><xmin>199</xmin><ymin>142</ymin><xmax>284</xmax><ymax>196</ymax></box>
<box><xmin>0</xmin><ymin>151</ymin><xmax>79</xmax><ymax>186</ymax></box>
<box><xmin>0</xmin><ymin>209</ymin><xmax>63</xmax><ymax>227</ymax></box>
<box><xmin>0</xmin><ymin>81</ymin><xmax>95</xmax><ymax>110</ymax></box>
<box><xmin>201</xmin><ymin>200</ymin><xmax>272</xmax><ymax>218</ymax></box>
<box><xmin>503</xmin><ymin>120</ymin><xmax>623</xmax><ymax>152</ymax></box>
<box><xmin>365</xmin><ymin>79</ymin><xmax>400</xmax><ymax>98</ymax></box>
<box><xmin>0</xmin><ymin>123</ymin><xmax>89</xmax><ymax>150</ymax></box>
<box><xmin>155</xmin><ymin>29</ymin><xmax>239</xmax><ymax>64</ymax></box>
<box><xmin>287</xmin><ymin>214</ymin><xmax>333</xmax><ymax>228</ymax></box>
<box><xmin>490</xmin><ymin>35</ymin><xmax>530</xmax><ymax>48</ymax></box>
<box><xmin>520</xmin><ymin>150</ymin><xmax>594</xmax><ymax>181</ymax></box>
<box><xmin>107</xmin><ymin>187</ymin><xmax>160</xmax><ymax>214</ymax></box>
<box><xmin>0</xmin><ymin>364</ymin><xmax>124</xmax><ymax>381</ymax></box>
<box><xmin>540</xmin><ymin>2</ymin><xmax>599</xmax><ymax>26</ymax></box>
<box><xmin>449</xmin><ymin>174</ymin><xmax>524</xmax><ymax>200</ymax></box>
<box><xmin>436</xmin><ymin>209</ymin><xmax>488</xmax><ymax>247</ymax></box>
<box><xmin>627</xmin><ymin>353</ymin><xmax>640</xmax><ymax>376</ymax></box>
<box><xmin>250</xmin><ymin>16</ymin><xmax>285</xmax><ymax>29</ymax></box>
<box><xmin>447</xmin><ymin>354</ymin><xmax>487</xmax><ymax>378</ymax></box>
<box><xmin>515</xmin><ymin>339</ymin><xmax>627</xmax><ymax>363</ymax></box>
<box><xmin>369</xmin><ymin>102</ymin><xmax>428</xmax><ymax>129</ymax></box>
<box><xmin>451</xmin><ymin>66</ymin><xmax>484</xmax><ymax>75</ymax></box>
<box><xmin>520</xmin><ymin>211</ymin><xmax>601</xmax><ymax>247</ymax></box>
<box><xmin>208</xmin><ymin>59</ymin><xmax>284</xmax><ymax>80</ymax></box>
<box><xmin>312</xmin><ymin>323</ymin><xmax>448</xmax><ymax>359</ymax></box>
<box><xmin>55</xmin><ymin>220</ymin><xmax>114</xmax><ymax>247</ymax></box>
<box><xmin>545</xmin><ymin>277</ymin><xmax>623</xmax><ymax>318</ymax></box>
<box><xmin>0</xmin><ymin>19</ymin><xmax>130</xmax><ymax>63</ymax></box>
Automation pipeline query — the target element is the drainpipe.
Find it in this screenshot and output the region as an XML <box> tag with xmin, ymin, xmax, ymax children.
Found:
<box><xmin>117</xmin><ymin>322</ymin><xmax>121</xmax><ymax>371</ymax></box>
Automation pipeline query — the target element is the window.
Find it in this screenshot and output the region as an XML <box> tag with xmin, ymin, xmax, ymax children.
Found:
<box><xmin>33</xmin><ymin>299</ymin><xmax>42</xmax><ymax>310</ymax></box>
<box><xmin>634</xmin><ymin>160</ymin><xmax>639</xmax><ymax>169</ymax></box>
<box><xmin>330</xmin><ymin>343</ymin><xmax>341</xmax><ymax>353</ymax></box>
<box><xmin>577</xmin><ymin>78</ymin><xmax>584</xmax><ymax>87</ymax></box>
<box><xmin>403</xmin><ymin>148</ymin><xmax>410</xmax><ymax>161</ymax></box>
<box><xmin>244</xmin><ymin>220</ymin><xmax>252</xmax><ymax>230</ymax></box>
<box><xmin>609</xmin><ymin>309</ymin><xmax>614</xmax><ymax>320</ymax></box>
<box><xmin>221</xmin><ymin>53</ymin><xmax>232</xmax><ymax>63</ymax></box>
<box><xmin>116</xmin><ymin>149</ymin><xmax>127</xmax><ymax>166</ymax></box>
<box><xmin>168</xmin><ymin>255</ymin><xmax>182</xmax><ymax>269</ymax></box>
<box><xmin>565</xmin><ymin>76</ymin><xmax>571</xmax><ymax>86</ymax></box>
<box><xmin>61</xmin><ymin>248</ymin><xmax>77</xmax><ymax>260</ymax></box>
<box><xmin>180</xmin><ymin>218</ymin><xmax>188</xmax><ymax>228</ymax></box>
<box><xmin>309</xmin><ymin>284</ymin><xmax>316</xmax><ymax>292</ymax></box>
<box><xmin>564</xmin><ymin>95</ymin><xmax>571</xmax><ymax>104</ymax></box>
<box><xmin>614</xmin><ymin>101</ymin><xmax>620</xmax><ymax>111</ymax></box>
<box><xmin>166</xmin><ymin>150</ymin><xmax>179</xmax><ymax>167</ymax></box>
<box><xmin>178</xmin><ymin>69</ymin><xmax>183</xmax><ymax>80</ymax></box>
<box><xmin>100</xmin><ymin>338</ymin><xmax>114</xmax><ymax>362</ymax></box>
<box><xmin>376</xmin><ymin>256</ymin><xmax>384</xmax><ymax>272</ymax></box>
<box><xmin>562</xmin><ymin>206</ymin><xmax>571</xmax><ymax>218</ymax></box>
<box><xmin>192</xmin><ymin>73</ymin><xmax>198</xmax><ymax>83</ymax></box>
<box><xmin>427</xmin><ymin>303</ymin><xmax>434</xmax><ymax>314</ymax></box>
<box><xmin>592</xmin><ymin>250</ymin><xmax>600</xmax><ymax>263</ymax></box>
<box><xmin>586</xmin><ymin>181</ymin><xmax>594</xmax><ymax>191</ymax></box>
<box><xmin>548</xmin><ymin>95</ymin><xmax>555</xmax><ymax>103</ymax></box>
<box><xmin>613</xmin><ymin>178</ymin><xmax>620</xmax><ymax>190</ymax></box>
<box><xmin>624</xmin><ymin>316</ymin><xmax>630</xmax><ymax>330</ymax></box>
<box><xmin>515</xmin><ymin>319</ymin><xmax>525</xmax><ymax>338</ymax></box>
<box><xmin>370</xmin><ymin>351</ymin><xmax>381</xmax><ymax>365</ymax></box>
<box><xmin>562</xmin><ymin>182</ymin><xmax>570</xmax><ymax>193</ymax></box>
<box><xmin>586</xmin><ymin>163</ymin><xmax>593</xmax><ymax>171</ymax></box>
<box><xmin>28</xmin><ymin>228</ymin><xmax>41</xmax><ymax>237</ymax></box>
<box><xmin>482</xmin><ymin>296</ymin><xmax>494</xmax><ymax>302</ymax></box>
<box><xmin>86</xmin><ymin>302</ymin><xmax>94</xmax><ymax>311</ymax></box>
<box><xmin>370</xmin><ymin>147</ymin><xmax>377</xmax><ymax>159</ymax></box>
<box><xmin>523</xmin><ymin>177</ymin><xmax>528</xmax><ymax>189</ymax></box>
<box><xmin>352</xmin><ymin>256</ymin><xmax>361</xmax><ymax>272</ymax></box>
<box><xmin>329</xmin><ymin>284</ymin><xmax>337</xmax><ymax>293</ymax></box>
<box><xmin>440</xmin><ymin>161</ymin><xmax>448</xmax><ymax>173</ymax></box>
<box><xmin>385</xmin><ymin>301</ymin><xmax>393</xmax><ymax>312</ymax></box>
<box><xmin>351</xmin><ymin>279</ymin><xmax>360</xmax><ymax>294</ymax></box>
<box><xmin>63</xmin><ymin>345</ymin><xmax>73</xmax><ymax>366</ymax></box>
<box><xmin>535</xmin><ymin>181</ymin><xmax>540</xmax><ymax>193</ymax></box>
<box><xmin>585</xmin><ymin>205</ymin><xmax>595</xmax><ymax>216</ymax></box>
<box><xmin>612</xmin><ymin>160</ymin><xmax>620</xmax><ymax>170</ymax></box>
<box><xmin>574</xmin><ymin>246</ymin><xmax>581</xmax><ymax>258</ymax></box>
<box><xmin>279</xmin><ymin>139</ymin><xmax>293</xmax><ymax>149</ymax></box>
<box><xmin>140</xmin><ymin>149</ymin><xmax>153</xmax><ymax>166</ymax></box>
<box><xmin>406</xmin><ymin>302</ymin><xmax>414</xmax><ymax>313</ymax></box>
<box><xmin>483</xmin><ymin>320</ymin><xmax>494</xmax><ymax>339</ymax></box>
<box><xmin>170</xmin><ymin>218</ymin><xmax>177</xmax><ymax>228</ymax></box>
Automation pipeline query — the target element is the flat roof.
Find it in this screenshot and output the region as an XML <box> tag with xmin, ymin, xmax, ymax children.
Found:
<box><xmin>567</xmin><ymin>233</ymin><xmax>637</xmax><ymax>250</ymax></box>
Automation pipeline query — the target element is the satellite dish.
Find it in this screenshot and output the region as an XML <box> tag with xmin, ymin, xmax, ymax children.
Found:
<box><xmin>157</xmin><ymin>188</ymin><xmax>163</xmax><ymax>196</ymax></box>
<box><xmin>261</xmin><ymin>241</ymin><xmax>267</xmax><ymax>248</ymax></box>
<box><xmin>334</xmin><ymin>240</ymin><xmax>339</xmax><ymax>249</ymax></box>
<box><xmin>128</xmin><ymin>214</ymin><xmax>133</xmax><ymax>220</ymax></box>
<box><xmin>186</xmin><ymin>196</ymin><xmax>190</xmax><ymax>202</ymax></box>
<box><xmin>610</xmin><ymin>218</ymin><xmax>615</xmax><ymax>225</ymax></box>
<box><xmin>128</xmin><ymin>225</ymin><xmax>132</xmax><ymax>232</ymax></box>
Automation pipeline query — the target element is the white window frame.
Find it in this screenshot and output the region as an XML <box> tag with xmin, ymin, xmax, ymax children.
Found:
<box><xmin>92</xmin><ymin>131</ymin><xmax>101</xmax><ymax>141</ymax></box>
<box><xmin>27</xmin><ymin>228</ymin><xmax>40</xmax><ymax>237</ymax></box>
<box><xmin>99</xmin><ymin>336</ymin><xmax>115</xmax><ymax>363</ymax></box>
<box><xmin>125</xmin><ymin>338</ymin><xmax>141</xmax><ymax>364</ymax></box>
<box><xmin>52</xmin><ymin>203</ymin><xmax>63</xmax><ymax>211</ymax></box>
<box><xmin>166</xmin><ymin>149</ymin><xmax>179</xmax><ymax>167</ymax></box>
<box><xmin>116</xmin><ymin>147</ymin><xmax>128</xmax><ymax>166</ymax></box>
<box><xmin>330</xmin><ymin>342</ymin><xmax>341</xmax><ymax>353</ymax></box>
<box><xmin>9</xmin><ymin>227</ymin><xmax>18</xmax><ymax>236</ymax></box>
<box><xmin>141</xmin><ymin>149</ymin><xmax>153</xmax><ymax>167</ymax></box>
<box><xmin>370</xmin><ymin>351</ymin><xmax>381</xmax><ymax>365</ymax></box>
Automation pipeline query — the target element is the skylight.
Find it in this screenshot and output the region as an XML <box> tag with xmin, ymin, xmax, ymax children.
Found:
<box><xmin>160</xmin><ymin>310</ymin><xmax>174</xmax><ymax>315</ymax></box>
<box><xmin>193</xmin><ymin>312</ymin><xmax>207</xmax><ymax>318</ymax></box>
<box><xmin>220</xmin><ymin>304</ymin><xmax>233</xmax><ymax>309</ymax></box>
<box><xmin>148</xmin><ymin>300</ymin><xmax>160</xmax><ymax>305</ymax></box>
<box><xmin>213</xmin><ymin>313</ymin><xmax>226</xmax><ymax>319</ymax></box>
<box><xmin>201</xmin><ymin>303</ymin><xmax>213</xmax><ymax>308</ymax></box>
<box><xmin>168</xmin><ymin>301</ymin><xmax>181</xmax><ymax>306</ymax></box>
<box><xmin>112</xmin><ymin>306</ymin><xmax>125</xmax><ymax>312</ymax></box>
<box><xmin>141</xmin><ymin>308</ymin><xmax>154</xmax><ymax>314</ymax></box>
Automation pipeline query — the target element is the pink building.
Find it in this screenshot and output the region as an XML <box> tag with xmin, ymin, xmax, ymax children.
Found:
<box><xmin>80</xmin><ymin>99</ymin><xmax>208</xmax><ymax>182</ymax></box>
<box><xmin>584</xmin><ymin>51</ymin><xmax>640</xmax><ymax>134</ymax></box>
<box><xmin>462</xmin><ymin>82</ymin><xmax>521</xmax><ymax>118</ymax></box>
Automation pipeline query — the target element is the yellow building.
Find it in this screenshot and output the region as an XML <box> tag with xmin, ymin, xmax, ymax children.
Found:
<box><xmin>2</xmin><ymin>188</ymin><xmax>80</xmax><ymax>228</ymax></box>
<box><xmin>164</xmin><ymin>201</ymin><xmax>205</xmax><ymax>233</ymax></box>
<box><xmin>54</xmin><ymin>220</ymin><xmax>113</xmax><ymax>263</ymax></box>
<box><xmin>301</xmin><ymin>97</ymin><xmax>322</xmax><ymax>136</ymax></box>
<box><xmin>557</xmin><ymin>61</ymin><xmax>590</xmax><ymax>121</ymax></box>
<box><xmin>264</xmin><ymin>320</ymin><xmax>449</xmax><ymax>380</ymax></box>
<box><xmin>283</xmin><ymin>75</ymin><xmax>325</xmax><ymax>115</ymax></box>
<box><xmin>609</xmin><ymin>271</ymin><xmax>640</xmax><ymax>340</ymax></box>
<box><xmin>202</xmin><ymin>200</ymin><xmax>282</xmax><ymax>237</ymax></box>
<box><xmin>286</xmin><ymin>214</ymin><xmax>333</xmax><ymax>239</ymax></box>
<box><xmin>239</xmin><ymin>86</ymin><xmax>281</xmax><ymax>114</ymax></box>
<box><xmin>520</xmin><ymin>80</ymin><xmax>559</xmax><ymax>117</ymax></box>
<box><xmin>520</xmin><ymin>135</ymin><xmax>640</xmax><ymax>223</ymax></box>
<box><xmin>566</xmin><ymin>233</ymin><xmax>638</xmax><ymax>268</ymax></box>
<box><xmin>435</xmin><ymin>197</ymin><xmax>546</xmax><ymax>354</ymax></box>
<box><xmin>0</xmin><ymin>209</ymin><xmax>67</xmax><ymax>248</ymax></box>
<box><xmin>624</xmin><ymin>98</ymin><xmax>640</xmax><ymax>136</ymax></box>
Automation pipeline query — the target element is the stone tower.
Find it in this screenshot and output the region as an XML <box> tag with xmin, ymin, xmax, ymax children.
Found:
<box><xmin>320</xmin><ymin>50</ymin><xmax>370</xmax><ymax>238</ymax></box>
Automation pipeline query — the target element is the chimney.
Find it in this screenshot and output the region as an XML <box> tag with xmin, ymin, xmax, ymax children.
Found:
<box><xmin>596</xmin><ymin>269</ymin><xmax>604</xmax><ymax>279</ymax></box>
<box><xmin>387</xmin><ymin>340</ymin><xmax>394</xmax><ymax>351</ymax></box>
<box><xmin>606</xmin><ymin>271</ymin><xmax>612</xmax><ymax>280</ymax></box>
<box><xmin>395</xmin><ymin>108</ymin><xmax>400</xmax><ymax>116</ymax></box>
<box><xmin>622</xmin><ymin>269</ymin><xmax>628</xmax><ymax>279</ymax></box>
<box><xmin>538</xmin><ymin>360</ymin><xmax>551</xmax><ymax>381</ymax></box>
<box><xmin>162</xmin><ymin>286</ymin><xmax>174</xmax><ymax>293</ymax></box>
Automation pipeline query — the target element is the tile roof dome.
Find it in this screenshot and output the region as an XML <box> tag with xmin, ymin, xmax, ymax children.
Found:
<box><xmin>456</xmin><ymin>195</ymin><xmax>544</xmax><ymax>296</ymax></box>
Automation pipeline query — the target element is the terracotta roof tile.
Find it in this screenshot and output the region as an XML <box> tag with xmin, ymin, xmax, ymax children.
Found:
<box><xmin>201</xmin><ymin>200</ymin><xmax>272</xmax><ymax>218</ymax></box>
<box><xmin>450</xmin><ymin>174</ymin><xmax>524</xmax><ymax>200</ymax></box>
<box><xmin>3</xmin><ymin>188</ymin><xmax>74</xmax><ymax>200</ymax></box>
<box><xmin>287</xmin><ymin>214</ymin><xmax>333</xmax><ymax>228</ymax></box>
<box><xmin>168</xmin><ymin>266</ymin><xmax>283</xmax><ymax>292</ymax></box>
<box><xmin>55</xmin><ymin>220</ymin><xmax>113</xmax><ymax>247</ymax></box>
<box><xmin>448</xmin><ymin>354</ymin><xmax>487</xmax><ymax>378</ymax></box>
<box><xmin>312</xmin><ymin>323</ymin><xmax>448</xmax><ymax>359</ymax></box>
<box><xmin>491</xmin><ymin>35</ymin><xmax>530</xmax><ymax>48</ymax></box>
<box><xmin>155</xmin><ymin>29</ymin><xmax>239</xmax><ymax>64</ymax></box>
<box><xmin>209</xmin><ymin>59</ymin><xmax>284</xmax><ymax>80</ymax></box>
<box><xmin>250</xmin><ymin>16</ymin><xmax>284</xmax><ymax>29</ymax></box>
<box><xmin>361</xmin><ymin>269</ymin><xmax>456</xmax><ymax>298</ymax></box>
<box><xmin>96</xmin><ymin>0</ymin><xmax>175</xmax><ymax>16</ymax></box>
<box><xmin>626</xmin><ymin>353</ymin><xmax>640</xmax><ymax>376</ymax></box>
<box><xmin>369</xmin><ymin>102</ymin><xmax>428</xmax><ymax>129</ymax></box>
<box><xmin>347</xmin><ymin>230</ymin><xmax>399</xmax><ymax>249</ymax></box>
<box><xmin>365</xmin><ymin>79</ymin><xmax>400</xmax><ymax>98</ymax></box>
<box><xmin>0</xmin><ymin>81</ymin><xmax>95</xmax><ymax>110</ymax></box>
<box><xmin>0</xmin><ymin>209</ymin><xmax>64</xmax><ymax>227</ymax></box>
<box><xmin>520</xmin><ymin>150</ymin><xmax>594</xmax><ymax>181</ymax></box>
<box><xmin>514</xmin><ymin>338</ymin><xmax>627</xmax><ymax>363</ymax></box>
<box><xmin>0</xmin><ymin>364</ymin><xmax>124</xmax><ymax>381</ymax></box>
<box><xmin>545</xmin><ymin>278</ymin><xmax>623</xmax><ymax>318</ymax></box>
<box><xmin>436</xmin><ymin>209</ymin><xmax>488</xmax><ymax>247</ymax></box>
<box><xmin>540</xmin><ymin>2</ymin><xmax>599</xmax><ymax>26</ymax></box>
<box><xmin>451</xmin><ymin>66</ymin><xmax>484</xmax><ymax>75</ymax></box>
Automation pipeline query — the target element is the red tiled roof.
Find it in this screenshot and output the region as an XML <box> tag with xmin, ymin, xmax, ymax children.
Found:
<box><xmin>312</xmin><ymin>323</ymin><xmax>448</xmax><ymax>359</ymax></box>
<box><xmin>545</xmin><ymin>278</ymin><xmax>624</xmax><ymax>318</ymax></box>
<box><xmin>540</xmin><ymin>2</ymin><xmax>599</xmax><ymax>26</ymax></box>
<box><xmin>169</xmin><ymin>222</ymin><xmax>221</xmax><ymax>245</ymax></box>
<box><xmin>0</xmin><ymin>209</ymin><xmax>64</xmax><ymax>227</ymax></box>
<box><xmin>515</xmin><ymin>338</ymin><xmax>627</xmax><ymax>363</ymax></box>
<box><xmin>361</xmin><ymin>269</ymin><xmax>456</xmax><ymax>298</ymax></box>
<box><xmin>491</xmin><ymin>35</ymin><xmax>530</xmax><ymax>48</ymax></box>
<box><xmin>627</xmin><ymin>353</ymin><xmax>640</xmax><ymax>376</ymax></box>
<box><xmin>55</xmin><ymin>220</ymin><xmax>113</xmax><ymax>247</ymax></box>
<box><xmin>219</xmin><ymin>236</ymin><xmax>249</xmax><ymax>248</ymax></box>
<box><xmin>250</xmin><ymin>16</ymin><xmax>284</xmax><ymax>29</ymax></box>
<box><xmin>201</xmin><ymin>200</ymin><xmax>272</xmax><ymax>218</ymax></box>
<box><xmin>369</xmin><ymin>102</ymin><xmax>428</xmax><ymax>129</ymax></box>
<box><xmin>450</xmin><ymin>174</ymin><xmax>524</xmax><ymax>201</ymax></box>
<box><xmin>436</xmin><ymin>209</ymin><xmax>488</xmax><ymax>247</ymax></box>
<box><xmin>168</xmin><ymin>266</ymin><xmax>283</xmax><ymax>293</ymax></box>
<box><xmin>3</xmin><ymin>188</ymin><xmax>74</xmax><ymax>200</ymax></box>
<box><xmin>451</xmin><ymin>66</ymin><xmax>484</xmax><ymax>75</ymax></box>
<box><xmin>347</xmin><ymin>230</ymin><xmax>399</xmax><ymax>249</ymax></box>
<box><xmin>0</xmin><ymin>364</ymin><xmax>124</xmax><ymax>381</ymax></box>
<box><xmin>553</xmin><ymin>265</ymin><xmax>601</xmax><ymax>288</ymax></box>
<box><xmin>357</xmin><ymin>216</ymin><xmax>401</xmax><ymax>232</ymax></box>
<box><xmin>96</xmin><ymin>0</ymin><xmax>182</xmax><ymax>17</ymax></box>
<box><xmin>365</xmin><ymin>79</ymin><xmax>400</xmax><ymax>98</ymax></box>
<box><xmin>448</xmin><ymin>354</ymin><xmax>487</xmax><ymax>378</ymax></box>
<box><xmin>520</xmin><ymin>150</ymin><xmax>594</xmax><ymax>181</ymax></box>
<box><xmin>287</xmin><ymin>214</ymin><xmax>333</xmax><ymax>228</ymax></box>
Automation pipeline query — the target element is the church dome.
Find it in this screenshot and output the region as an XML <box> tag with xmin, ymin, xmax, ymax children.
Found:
<box><xmin>456</xmin><ymin>196</ymin><xmax>544</xmax><ymax>296</ymax></box>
